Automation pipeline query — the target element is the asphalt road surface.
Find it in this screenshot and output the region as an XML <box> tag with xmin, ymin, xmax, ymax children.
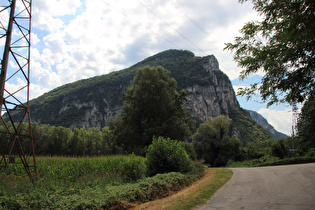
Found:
<box><xmin>198</xmin><ymin>163</ymin><xmax>315</xmax><ymax>210</ymax></box>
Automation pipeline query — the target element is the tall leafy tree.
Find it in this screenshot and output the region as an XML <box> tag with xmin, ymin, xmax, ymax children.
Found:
<box><xmin>225</xmin><ymin>0</ymin><xmax>315</xmax><ymax>106</ymax></box>
<box><xmin>297</xmin><ymin>92</ymin><xmax>315</xmax><ymax>151</ymax></box>
<box><xmin>193</xmin><ymin>116</ymin><xmax>241</xmax><ymax>166</ymax></box>
<box><xmin>109</xmin><ymin>66</ymin><xmax>194</xmax><ymax>154</ymax></box>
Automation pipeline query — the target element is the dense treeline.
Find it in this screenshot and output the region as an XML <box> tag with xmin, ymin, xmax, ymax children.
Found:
<box><xmin>0</xmin><ymin>116</ymin><xmax>313</xmax><ymax>167</ymax></box>
<box><xmin>0</xmin><ymin>123</ymin><xmax>121</xmax><ymax>156</ymax></box>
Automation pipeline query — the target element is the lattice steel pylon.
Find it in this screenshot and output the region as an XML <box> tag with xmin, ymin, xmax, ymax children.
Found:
<box><xmin>0</xmin><ymin>0</ymin><xmax>36</xmax><ymax>182</ymax></box>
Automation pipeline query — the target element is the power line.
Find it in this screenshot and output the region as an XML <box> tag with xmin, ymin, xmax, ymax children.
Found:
<box><xmin>137</xmin><ymin>0</ymin><xmax>208</xmax><ymax>55</ymax></box>
<box><xmin>98</xmin><ymin>0</ymin><xmax>181</xmax><ymax>49</ymax></box>
<box><xmin>167</xmin><ymin>0</ymin><xmax>237</xmax><ymax>73</ymax></box>
<box><xmin>168</xmin><ymin>0</ymin><xmax>211</xmax><ymax>38</ymax></box>
<box><xmin>98</xmin><ymin>0</ymin><xmax>233</xmax><ymax>73</ymax></box>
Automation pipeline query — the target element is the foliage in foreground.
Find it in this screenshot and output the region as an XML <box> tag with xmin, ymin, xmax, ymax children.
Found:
<box><xmin>225</xmin><ymin>0</ymin><xmax>315</xmax><ymax>105</ymax></box>
<box><xmin>297</xmin><ymin>93</ymin><xmax>315</xmax><ymax>152</ymax></box>
<box><xmin>0</xmin><ymin>171</ymin><xmax>199</xmax><ymax>210</ymax></box>
<box><xmin>0</xmin><ymin>141</ymin><xmax>203</xmax><ymax>209</ymax></box>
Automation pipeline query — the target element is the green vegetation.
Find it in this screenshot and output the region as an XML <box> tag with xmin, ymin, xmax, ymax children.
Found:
<box><xmin>146</xmin><ymin>137</ymin><xmax>195</xmax><ymax>176</ymax></box>
<box><xmin>0</xmin><ymin>149</ymin><xmax>202</xmax><ymax>209</ymax></box>
<box><xmin>193</xmin><ymin>116</ymin><xmax>241</xmax><ymax>167</ymax></box>
<box><xmin>108</xmin><ymin>66</ymin><xmax>195</xmax><ymax>154</ymax></box>
<box><xmin>227</xmin><ymin>140</ymin><xmax>315</xmax><ymax>168</ymax></box>
<box><xmin>228</xmin><ymin>153</ymin><xmax>315</xmax><ymax>168</ymax></box>
<box><xmin>224</xmin><ymin>0</ymin><xmax>315</xmax><ymax>167</ymax></box>
<box><xmin>228</xmin><ymin>105</ymin><xmax>274</xmax><ymax>146</ymax></box>
<box><xmin>297</xmin><ymin>93</ymin><xmax>315</xmax><ymax>152</ymax></box>
<box><xmin>225</xmin><ymin>0</ymin><xmax>315</xmax><ymax>106</ymax></box>
<box><xmin>0</xmin><ymin>123</ymin><xmax>122</xmax><ymax>156</ymax></box>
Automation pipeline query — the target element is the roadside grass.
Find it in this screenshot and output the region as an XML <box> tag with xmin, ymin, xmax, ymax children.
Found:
<box><xmin>165</xmin><ymin>168</ymin><xmax>233</xmax><ymax>210</ymax></box>
<box><xmin>228</xmin><ymin>155</ymin><xmax>315</xmax><ymax>168</ymax></box>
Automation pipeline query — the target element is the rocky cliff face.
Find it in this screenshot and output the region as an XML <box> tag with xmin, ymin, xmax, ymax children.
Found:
<box><xmin>184</xmin><ymin>56</ymin><xmax>239</xmax><ymax>121</ymax></box>
<box><xmin>28</xmin><ymin>51</ymin><xmax>239</xmax><ymax>130</ymax></box>
<box><xmin>58</xmin><ymin>54</ymin><xmax>236</xmax><ymax>129</ymax></box>
<box><xmin>8</xmin><ymin>50</ymin><xmax>276</xmax><ymax>144</ymax></box>
<box><xmin>54</xmin><ymin>97</ymin><xmax>123</xmax><ymax>130</ymax></box>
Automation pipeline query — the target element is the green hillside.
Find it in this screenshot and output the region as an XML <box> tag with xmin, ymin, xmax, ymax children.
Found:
<box><xmin>10</xmin><ymin>49</ymin><xmax>273</xmax><ymax>146</ymax></box>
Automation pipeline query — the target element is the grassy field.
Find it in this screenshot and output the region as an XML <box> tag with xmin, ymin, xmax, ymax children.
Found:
<box><xmin>0</xmin><ymin>155</ymin><xmax>202</xmax><ymax>209</ymax></box>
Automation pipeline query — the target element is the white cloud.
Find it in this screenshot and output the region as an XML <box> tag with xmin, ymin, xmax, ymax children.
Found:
<box><xmin>31</xmin><ymin>33</ymin><xmax>41</xmax><ymax>45</ymax></box>
<box><xmin>4</xmin><ymin>78</ymin><xmax>28</xmax><ymax>103</ymax></box>
<box><xmin>258</xmin><ymin>108</ymin><xmax>292</xmax><ymax>136</ymax></box>
<box><xmin>26</xmin><ymin>0</ymin><xmax>261</xmax><ymax>100</ymax></box>
<box><xmin>32</xmin><ymin>0</ymin><xmax>82</xmax><ymax>32</ymax></box>
<box><xmin>33</xmin><ymin>0</ymin><xmax>82</xmax><ymax>17</ymax></box>
<box><xmin>5</xmin><ymin>0</ymin><xmax>294</xmax><ymax>138</ymax></box>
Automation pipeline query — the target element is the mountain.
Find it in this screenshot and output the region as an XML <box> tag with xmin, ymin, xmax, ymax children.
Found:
<box><xmin>10</xmin><ymin>49</ymin><xmax>274</xmax><ymax>145</ymax></box>
<box><xmin>247</xmin><ymin>110</ymin><xmax>289</xmax><ymax>139</ymax></box>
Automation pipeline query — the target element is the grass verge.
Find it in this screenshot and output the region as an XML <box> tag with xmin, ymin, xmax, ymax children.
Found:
<box><xmin>169</xmin><ymin>168</ymin><xmax>233</xmax><ymax>210</ymax></box>
<box><xmin>228</xmin><ymin>156</ymin><xmax>315</xmax><ymax>168</ymax></box>
<box><xmin>132</xmin><ymin>168</ymin><xmax>233</xmax><ymax>210</ymax></box>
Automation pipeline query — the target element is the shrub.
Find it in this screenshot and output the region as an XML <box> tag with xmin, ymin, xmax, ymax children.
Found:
<box><xmin>118</xmin><ymin>153</ymin><xmax>148</xmax><ymax>181</ymax></box>
<box><xmin>184</xmin><ymin>143</ymin><xmax>197</xmax><ymax>161</ymax></box>
<box><xmin>146</xmin><ymin>136</ymin><xmax>193</xmax><ymax>176</ymax></box>
<box><xmin>306</xmin><ymin>148</ymin><xmax>315</xmax><ymax>158</ymax></box>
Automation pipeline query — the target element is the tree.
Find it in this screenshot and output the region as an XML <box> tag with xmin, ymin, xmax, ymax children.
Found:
<box><xmin>192</xmin><ymin>116</ymin><xmax>241</xmax><ymax>166</ymax></box>
<box><xmin>67</xmin><ymin>128</ymin><xmax>80</xmax><ymax>156</ymax></box>
<box><xmin>225</xmin><ymin>0</ymin><xmax>315</xmax><ymax>106</ymax></box>
<box><xmin>297</xmin><ymin>92</ymin><xmax>315</xmax><ymax>151</ymax></box>
<box><xmin>49</xmin><ymin>126</ymin><xmax>71</xmax><ymax>155</ymax></box>
<box><xmin>271</xmin><ymin>139</ymin><xmax>287</xmax><ymax>159</ymax></box>
<box><xmin>212</xmin><ymin>115</ymin><xmax>232</xmax><ymax>140</ymax></box>
<box><xmin>192</xmin><ymin>118</ymin><xmax>218</xmax><ymax>165</ymax></box>
<box><xmin>109</xmin><ymin>66</ymin><xmax>194</xmax><ymax>154</ymax></box>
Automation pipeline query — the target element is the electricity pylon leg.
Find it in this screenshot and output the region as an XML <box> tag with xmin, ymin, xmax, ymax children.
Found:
<box><xmin>0</xmin><ymin>0</ymin><xmax>36</xmax><ymax>182</ymax></box>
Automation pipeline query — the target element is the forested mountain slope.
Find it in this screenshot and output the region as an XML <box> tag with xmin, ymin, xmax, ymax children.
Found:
<box><xmin>247</xmin><ymin>110</ymin><xmax>288</xmax><ymax>139</ymax></box>
<box><xmin>11</xmin><ymin>49</ymin><xmax>273</xmax><ymax>145</ymax></box>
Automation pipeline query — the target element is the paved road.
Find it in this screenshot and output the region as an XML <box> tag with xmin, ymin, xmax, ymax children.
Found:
<box><xmin>198</xmin><ymin>163</ymin><xmax>315</xmax><ymax>210</ymax></box>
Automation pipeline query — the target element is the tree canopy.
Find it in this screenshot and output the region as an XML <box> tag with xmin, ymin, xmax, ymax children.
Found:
<box><xmin>109</xmin><ymin>66</ymin><xmax>195</xmax><ymax>154</ymax></box>
<box><xmin>192</xmin><ymin>116</ymin><xmax>241</xmax><ymax>166</ymax></box>
<box><xmin>225</xmin><ymin>0</ymin><xmax>315</xmax><ymax>106</ymax></box>
<box><xmin>297</xmin><ymin>92</ymin><xmax>315</xmax><ymax>151</ymax></box>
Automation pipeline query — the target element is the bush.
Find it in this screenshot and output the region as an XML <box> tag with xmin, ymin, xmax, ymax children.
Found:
<box><xmin>118</xmin><ymin>153</ymin><xmax>148</xmax><ymax>181</ymax></box>
<box><xmin>306</xmin><ymin>148</ymin><xmax>315</xmax><ymax>158</ymax></box>
<box><xmin>184</xmin><ymin>143</ymin><xmax>197</xmax><ymax>161</ymax></box>
<box><xmin>146</xmin><ymin>136</ymin><xmax>193</xmax><ymax>176</ymax></box>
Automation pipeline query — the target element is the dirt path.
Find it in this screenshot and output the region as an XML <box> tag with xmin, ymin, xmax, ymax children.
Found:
<box><xmin>130</xmin><ymin>169</ymin><xmax>216</xmax><ymax>210</ymax></box>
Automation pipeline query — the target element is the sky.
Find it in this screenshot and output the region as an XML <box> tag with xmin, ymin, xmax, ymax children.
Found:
<box><xmin>2</xmin><ymin>0</ymin><xmax>294</xmax><ymax>135</ymax></box>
